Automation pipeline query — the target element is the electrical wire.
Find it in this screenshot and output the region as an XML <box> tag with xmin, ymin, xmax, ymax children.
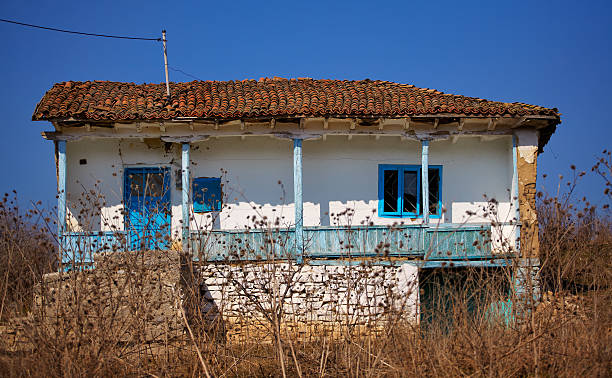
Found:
<box><xmin>169</xmin><ymin>66</ymin><xmax>203</xmax><ymax>81</ymax></box>
<box><xmin>0</xmin><ymin>18</ymin><xmax>206</xmax><ymax>82</ymax></box>
<box><xmin>0</xmin><ymin>18</ymin><xmax>161</xmax><ymax>41</ymax></box>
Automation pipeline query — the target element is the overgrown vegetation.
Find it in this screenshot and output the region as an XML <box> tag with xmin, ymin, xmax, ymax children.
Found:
<box><xmin>0</xmin><ymin>154</ymin><xmax>610</xmax><ymax>377</ymax></box>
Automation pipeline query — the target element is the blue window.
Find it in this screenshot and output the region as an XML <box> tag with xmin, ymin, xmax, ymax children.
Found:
<box><xmin>192</xmin><ymin>177</ymin><xmax>222</xmax><ymax>212</ymax></box>
<box><xmin>378</xmin><ymin>165</ymin><xmax>442</xmax><ymax>218</ymax></box>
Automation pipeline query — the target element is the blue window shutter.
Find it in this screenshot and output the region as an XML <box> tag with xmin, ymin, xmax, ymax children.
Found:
<box><xmin>193</xmin><ymin>177</ymin><xmax>222</xmax><ymax>212</ymax></box>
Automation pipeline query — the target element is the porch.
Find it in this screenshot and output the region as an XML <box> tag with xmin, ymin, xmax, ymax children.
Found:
<box><xmin>54</xmin><ymin>122</ymin><xmax>523</xmax><ymax>269</ymax></box>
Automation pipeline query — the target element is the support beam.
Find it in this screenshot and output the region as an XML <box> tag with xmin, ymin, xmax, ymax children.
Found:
<box><xmin>458</xmin><ymin>118</ymin><xmax>465</xmax><ymax>131</ymax></box>
<box><xmin>512</xmin><ymin>135</ymin><xmax>521</xmax><ymax>252</ymax></box>
<box><xmin>181</xmin><ymin>142</ymin><xmax>190</xmax><ymax>252</ymax></box>
<box><xmin>57</xmin><ymin>140</ymin><xmax>67</xmax><ymax>242</ymax></box>
<box><xmin>487</xmin><ymin>118</ymin><xmax>497</xmax><ymax>131</ymax></box>
<box><xmin>293</xmin><ymin>138</ymin><xmax>304</xmax><ymax>263</ymax></box>
<box><xmin>403</xmin><ymin>118</ymin><xmax>411</xmax><ymax>131</ymax></box>
<box><xmin>512</xmin><ymin>117</ymin><xmax>527</xmax><ymax>128</ymax></box>
<box><xmin>421</xmin><ymin>140</ymin><xmax>429</xmax><ymax>224</ymax></box>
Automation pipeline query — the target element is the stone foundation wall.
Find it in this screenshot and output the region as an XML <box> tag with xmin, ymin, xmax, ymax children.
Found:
<box><xmin>35</xmin><ymin>252</ymin><xmax>419</xmax><ymax>343</ymax></box>
<box><xmin>34</xmin><ymin>250</ymin><xmax>185</xmax><ymax>344</ymax></box>
<box><xmin>193</xmin><ymin>262</ymin><xmax>419</xmax><ymax>341</ymax></box>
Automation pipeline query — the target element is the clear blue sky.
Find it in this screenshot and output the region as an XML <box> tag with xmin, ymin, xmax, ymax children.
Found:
<box><xmin>1</xmin><ymin>0</ymin><xmax>611</xmax><ymax>209</ymax></box>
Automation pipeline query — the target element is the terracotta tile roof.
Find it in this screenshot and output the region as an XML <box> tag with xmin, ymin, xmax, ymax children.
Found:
<box><xmin>32</xmin><ymin>77</ymin><xmax>560</xmax><ymax>121</ymax></box>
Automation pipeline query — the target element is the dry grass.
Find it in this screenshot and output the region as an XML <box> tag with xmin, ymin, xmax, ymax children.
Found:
<box><xmin>0</xmin><ymin>154</ymin><xmax>610</xmax><ymax>377</ymax></box>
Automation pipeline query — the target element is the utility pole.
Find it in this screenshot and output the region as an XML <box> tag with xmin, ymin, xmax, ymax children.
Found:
<box><xmin>162</xmin><ymin>30</ymin><xmax>170</xmax><ymax>97</ymax></box>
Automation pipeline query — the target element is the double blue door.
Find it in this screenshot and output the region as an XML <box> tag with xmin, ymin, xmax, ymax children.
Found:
<box><xmin>124</xmin><ymin>167</ymin><xmax>171</xmax><ymax>250</ymax></box>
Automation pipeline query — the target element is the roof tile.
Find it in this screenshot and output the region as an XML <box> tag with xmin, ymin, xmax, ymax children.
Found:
<box><xmin>32</xmin><ymin>78</ymin><xmax>560</xmax><ymax>121</ymax></box>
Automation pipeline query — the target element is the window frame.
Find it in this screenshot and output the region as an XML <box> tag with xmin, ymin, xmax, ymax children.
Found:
<box><xmin>377</xmin><ymin>164</ymin><xmax>442</xmax><ymax>219</ymax></box>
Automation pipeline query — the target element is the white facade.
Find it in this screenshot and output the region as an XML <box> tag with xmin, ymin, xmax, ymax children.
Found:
<box><xmin>64</xmin><ymin>134</ymin><xmax>521</xmax><ymax>244</ymax></box>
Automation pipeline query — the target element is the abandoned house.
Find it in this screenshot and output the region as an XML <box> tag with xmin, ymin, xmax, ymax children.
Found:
<box><xmin>32</xmin><ymin>78</ymin><xmax>560</xmax><ymax>325</ymax></box>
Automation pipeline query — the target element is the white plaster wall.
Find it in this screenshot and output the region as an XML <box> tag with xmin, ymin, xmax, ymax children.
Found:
<box><xmin>65</xmin><ymin>138</ymin><xmax>183</xmax><ymax>235</ymax></box>
<box><xmin>515</xmin><ymin>129</ymin><xmax>539</xmax><ymax>164</ymax></box>
<box><xmin>65</xmin><ymin>135</ymin><xmax>515</xmax><ymax>244</ymax></box>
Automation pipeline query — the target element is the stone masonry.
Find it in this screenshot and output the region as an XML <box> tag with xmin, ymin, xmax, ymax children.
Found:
<box><xmin>35</xmin><ymin>250</ymin><xmax>420</xmax><ymax>343</ymax></box>
<box><xmin>517</xmin><ymin>131</ymin><xmax>540</xmax><ymax>258</ymax></box>
<box><xmin>194</xmin><ymin>262</ymin><xmax>419</xmax><ymax>341</ymax></box>
<box><xmin>34</xmin><ymin>250</ymin><xmax>185</xmax><ymax>344</ymax></box>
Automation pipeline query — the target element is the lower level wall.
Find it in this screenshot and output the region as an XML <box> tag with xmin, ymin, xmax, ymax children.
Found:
<box><xmin>34</xmin><ymin>250</ymin><xmax>184</xmax><ymax>344</ymax></box>
<box><xmin>35</xmin><ymin>250</ymin><xmax>419</xmax><ymax>343</ymax></box>
<box><xmin>193</xmin><ymin>262</ymin><xmax>419</xmax><ymax>340</ymax></box>
<box><xmin>35</xmin><ymin>249</ymin><xmax>536</xmax><ymax>343</ymax></box>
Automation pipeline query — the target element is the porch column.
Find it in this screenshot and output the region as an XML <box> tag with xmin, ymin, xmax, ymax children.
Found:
<box><xmin>293</xmin><ymin>138</ymin><xmax>304</xmax><ymax>262</ymax></box>
<box><xmin>181</xmin><ymin>142</ymin><xmax>190</xmax><ymax>251</ymax></box>
<box><xmin>57</xmin><ymin>140</ymin><xmax>67</xmax><ymax>239</ymax></box>
<box><xmin>512</xmin><ymin>135</ymin><xmax>521</xmax><ymax>251</ymax></box>
<box><xmin>421</xmin><ymin>140</ymin><xmax>429</xmax><ymax>224</ymax></box>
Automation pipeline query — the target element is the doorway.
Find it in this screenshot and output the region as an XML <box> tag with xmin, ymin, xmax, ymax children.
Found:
<box><xmin>123</xmin><ymin>167</ymin><xmax>171</xmax><ymax>250</ymax></box>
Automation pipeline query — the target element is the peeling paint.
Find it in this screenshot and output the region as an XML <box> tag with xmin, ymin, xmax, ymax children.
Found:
<box><xmin>517</xmin><ymin>150</ymin><xmax>539</xmax><ymax>258</ymax></box>
<box><xmin>518</xmin><ymin>145</ymin><xmax>537</xmax><ymax>164</ymax></box>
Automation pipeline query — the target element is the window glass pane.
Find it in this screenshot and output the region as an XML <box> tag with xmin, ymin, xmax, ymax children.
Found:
<box><xmin>429</xmin><ymin>169</ymin><xmax>440</xmax><ymax>215</ymax></box>
<box><xmin>403</xmin><ymin>170</ymin><xmax>418</xmax><ymax>213</ymax></box>
<box><xmin>128</xmin><ymin>173</ymin><xmax>145</xmax><ymax>198</ymax></box>
<box><xmin>145</xmin><ymin>173</ymin><xmax>164</xmax><ymax>198</ymax></box>
<box><xmin>383</xmin><ymin>170</ymin><xmax>398</xmax><ymax>212</ymax></box>
<box><xmin>193</xmin><ymin>177</ymin><xmax>222</xmax><ymax>212</ymax></box>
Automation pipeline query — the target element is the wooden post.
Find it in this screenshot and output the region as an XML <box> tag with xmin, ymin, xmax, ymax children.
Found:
<box><xmin>421</xmin><ymin>140</ymin><xmax>429</xmax><ymax>224</ymax></box>
<box><xmin>512</xmin><ymin>135</ymin><xmax>521</xmax><ymax>252</ymax></box>
<box><xmin>182</xmin><ymin>142</ymin><xmax>190</xmax><ymax>251</ymax></box>
<box><xmin>57</xmin><ymin>140</ymin><xmax>67</xmax><ymax>252</ymax></box>
<box><xmin>293</xmin><ymin>138</ymin><xmax>304</xmax><ymax>263</ymax></box>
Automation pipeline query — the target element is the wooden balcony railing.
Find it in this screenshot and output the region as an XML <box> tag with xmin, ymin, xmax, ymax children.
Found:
<box><xmin>60</xmin><ymin>223</ymin><xmax>503</xmax><ymax>267</ymax></box>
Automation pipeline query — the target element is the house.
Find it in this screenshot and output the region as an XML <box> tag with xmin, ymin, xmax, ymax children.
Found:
<box><xmin>32</xmin><ymin>78</ymin><xmax>560</xmax><ymax>326</ymax></box>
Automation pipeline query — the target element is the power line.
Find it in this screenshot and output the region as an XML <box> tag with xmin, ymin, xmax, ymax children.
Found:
<box><xmin>0</xmin><ymin>18</ymin><xmax>205</xmax><ymax>84</ymax></box>
<box><xmin>169</xmin><ymin>66</ymin><xmax>203</xmax><ymax>81</ymax></box>
<box><xmin>0</xmin><ymin>18</ymin><xmax>161</xmax><ymax>41</ymax></box>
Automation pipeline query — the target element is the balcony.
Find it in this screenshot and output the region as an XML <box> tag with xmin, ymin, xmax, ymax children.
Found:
<box><xmin>190</xmin><ymin>223</ymin><xmax>496</xmax><ymax>262</ymax></box>
<box><xmin>60</xmin><ymin>223</ymin><xmax>505</xmax><ymax>267</ymax></box>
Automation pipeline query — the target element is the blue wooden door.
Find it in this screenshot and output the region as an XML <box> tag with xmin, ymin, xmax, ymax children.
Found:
<box><xmin>124</xmin><ymin>167</ymin><xmax>171</xmax><ymax>250</ymax></box>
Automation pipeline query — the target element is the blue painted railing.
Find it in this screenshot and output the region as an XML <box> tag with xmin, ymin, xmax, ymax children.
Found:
<box><xmin>424</xmin><ymin>225</ymin><xmax>492</xmax><ymax>260</ymax></box>
<box><xmin>61</xmin><ymin>231</ymin><xmax>128</xmax><ymax>266</ymax></box>
<box><xmin>60</xmin><ymin>224</ymin><xmax>496</xmax><ymax>266</ymax></box>
<box><xmin>190</xmin><ymin>224</ymin><xmax>494</xmax><ymax>262</ymax></box>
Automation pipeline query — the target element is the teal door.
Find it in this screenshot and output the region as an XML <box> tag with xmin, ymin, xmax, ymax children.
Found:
<box><xmin>124</xmin><ymin>167</ymin><xmax>171</xmax><ymax>250</ymax></box>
